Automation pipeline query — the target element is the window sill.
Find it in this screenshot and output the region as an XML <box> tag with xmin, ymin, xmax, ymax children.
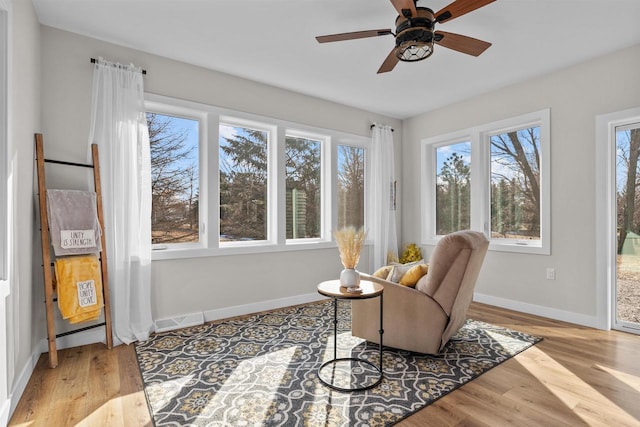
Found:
<box><xmin>488</xmin><ymin>240</ymin><xmax>549</xmax><ymax>255</ymax></box>
<box><xmin>151</xmin><ymin>240</ymin><xmax>339</xmax><ymax>261</ymax></box>
<box><xmin>422</xmin><ymin>236</ymin><xmax>549</xmax><ymax>256</ymax></box>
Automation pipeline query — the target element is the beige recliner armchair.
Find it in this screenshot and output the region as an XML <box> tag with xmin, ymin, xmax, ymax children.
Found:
<box><xmin>352</xmin><ymin>230</ymin><xmax>489</xmax><ymax>354</ymax></box>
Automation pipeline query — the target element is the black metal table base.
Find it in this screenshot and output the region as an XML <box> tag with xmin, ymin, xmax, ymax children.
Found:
<box><xmin>318</xmin><ymin>296</ymin><xmax>384</xmax><ymax>392</ymax></box>
<box><xmin>318</xmin><ymin>356</ymin><xmax>382</xmax><ymax>392</ymax></box>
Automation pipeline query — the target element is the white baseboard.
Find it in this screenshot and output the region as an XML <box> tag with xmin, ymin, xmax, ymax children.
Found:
<box><xmin>204</xmin><ymin>292</ymin><xmax>325</xmax><ymax>322</ymax></box>
<box><xmin>37</xmin><ymin>327</ymin><xmax>110</xmax><ymax>356</ymax></box>
<box><xmin>474</xmin><ymin>292</ymin><xmax>598</xmax><ymax>328</ymax></box>
<box><xmin>8</xmin><ymin>343</ymin><xmax>42</xmax><ymax>420</ymax></box>
<box><xmin>155</xmin><ymin>312</ymin><xmax>205</xmax><ymax>333</ymax></box>
<box><xmin>0</xmin><ymin>397</ymin><xmax>9</xmax><ymax>427</ymax></box>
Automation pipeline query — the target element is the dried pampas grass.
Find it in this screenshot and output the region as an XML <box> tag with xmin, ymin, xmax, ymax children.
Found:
<box><xmin>334</xmin><ymin>226</ymin><xmax>366</xmax><ymax>269</ymax></box>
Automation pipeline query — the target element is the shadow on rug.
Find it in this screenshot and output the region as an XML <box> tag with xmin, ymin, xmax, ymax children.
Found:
<box><xmin>135</xmin><ymin>300</ymin><xmax>541</xmax><ymax>426</ymax></box>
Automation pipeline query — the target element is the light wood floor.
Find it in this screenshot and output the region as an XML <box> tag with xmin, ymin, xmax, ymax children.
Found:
<box><xmin>9</xmin><ymin>302</ymin><xmax>640</xmax><ymax>427</ymax></box>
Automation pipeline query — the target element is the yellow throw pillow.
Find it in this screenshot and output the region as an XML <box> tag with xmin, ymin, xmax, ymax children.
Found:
<box><xmin>399</xmin><ymin>263</ymin><xmax>429</xmax><ymax>287</ymax></box>
<box><xmin>373</xmin><ymin>265</ymin><xmax>393</xmax><ymax>280</ymax></box>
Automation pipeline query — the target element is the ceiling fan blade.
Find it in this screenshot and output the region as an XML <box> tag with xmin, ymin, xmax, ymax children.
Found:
<box><xmin>435</xmin><ymin>31</ymin><xmax>491</xmax><ymax>56</ymax></box>
<box><xmin>390</xmin><ymin>0</ymin><xmax>417</xmax><ymax>18</ymax></box>
<box><xmin>435</xmin><ymin>0</ymin><xmax>496</xmax><ymax>23</ymax></box>
<box><xmin>377</xmin><ymin>48</ymin><xmax>400</xmax><ymax>74</ymax></box>
<box><xmin>316</xmin><ymin>29</ymin><xmax>392</xmax><ymax>43</ymax></box>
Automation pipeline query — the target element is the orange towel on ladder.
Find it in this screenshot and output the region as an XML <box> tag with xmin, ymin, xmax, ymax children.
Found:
<box><xmin>54</xmin><ymin>255</ymin><xmax>104</xmax><ymax>324</ymax></box>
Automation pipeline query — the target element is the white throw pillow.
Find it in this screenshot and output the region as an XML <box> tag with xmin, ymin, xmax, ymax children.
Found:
<box><xmin>387</xmin><ymin>259</ymin><xmax>424</xmax><ymax>283</ymax></box>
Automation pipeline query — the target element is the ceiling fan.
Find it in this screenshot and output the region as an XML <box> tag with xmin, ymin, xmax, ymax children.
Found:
<box><xmin>315</xmin><ymin>0</ymin><xmax>496</xmax><ymax>74</ymax></box>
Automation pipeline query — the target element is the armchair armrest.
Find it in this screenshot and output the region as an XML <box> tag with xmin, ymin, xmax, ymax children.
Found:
<box><xmin>358</xmin><ymin>273</ymin><xmax>448</xmax><ymax>318</ymax></box>
<box><xmin>352</xmin><ymin>275</ymin><xmax>450</xmax><ymax>354</ymax></box>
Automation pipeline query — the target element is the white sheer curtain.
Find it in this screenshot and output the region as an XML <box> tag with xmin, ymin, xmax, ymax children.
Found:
<box><xmin>370</xmin><ymin>124</ymin><xmax>399</xmax><ymax>270</ymax></box>
<box><xmin>88</xmin><ymin>58</ymin><xmax>153</xmax><ymax>344</ymax></box>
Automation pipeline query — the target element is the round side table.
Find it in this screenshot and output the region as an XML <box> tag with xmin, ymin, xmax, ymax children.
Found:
<box><xmin>316</xmin><ymin>279</ymin><xmax>384</xmax><ymax>392</ymax></box>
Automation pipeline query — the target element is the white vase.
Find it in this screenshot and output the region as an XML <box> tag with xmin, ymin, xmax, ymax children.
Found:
<box><xmin>340</xmin><ymin>268</ymin><xmax>361</xmax><ymax>289</ymax></box>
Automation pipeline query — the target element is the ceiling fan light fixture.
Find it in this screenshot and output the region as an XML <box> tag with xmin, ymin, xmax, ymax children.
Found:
<box><xmin>397</xmin><ymin>40</ymin><xmax>434</xmax><ymax>62</ymax></box>
<box><xmin>394</xmin><ymin>7</ymin><xmax>435</xmax><ymax>62</ymax></box>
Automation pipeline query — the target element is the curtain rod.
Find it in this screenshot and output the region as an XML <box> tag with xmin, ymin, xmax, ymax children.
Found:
<box><xmin>370</xmin><ymin>124</ymin><xmax>394</xmax><ymax>132</ymax></box>
<box><xmin>90</xmin><ymin>58</ymin><xmax>147</xmax><ymax>75</ymax></box>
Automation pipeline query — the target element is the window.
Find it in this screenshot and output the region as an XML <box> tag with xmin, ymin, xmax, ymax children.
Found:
<box><xmin>145</xmin><ymin>94</ymin><xmax>369</xmax><ymax>259</ymax></box>
<box><xmin>422</xmin><ymin>109</ymin><xmax>550</xmax><ymax>254</ymax></box>
<box><xmin>337</xmin><ymin>145</ymin><xmax>365</xmax><ymax>229</ymax></box>
<box><xmin>490</xmin><ymin>126</ymin><xmax>541</xmax><ymax>242</ymax></box>
<box><xmin>146</xmin><ymin>108</ymin><xmax>202</xmax><ymax>247</ymax></box>
<box><xmin>219</xmin><ymin>122</ymin><xmax>269</xmax><ymax>242</ymax></box>
<box><xmin>285</xmin><ymin>134</ymin><xmax>322</xmax><ymax>239</ymax></box>
<box><xmin>436</xmin><ymin>142</ymin><xmax>471</xmax><ymax>235</ymax></box>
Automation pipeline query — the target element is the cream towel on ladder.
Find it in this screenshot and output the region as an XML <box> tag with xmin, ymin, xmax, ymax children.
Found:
<box><xmin>46</xmin><ymin>189</ymin><xmax>102</xmax><ymax>256</ymax></box>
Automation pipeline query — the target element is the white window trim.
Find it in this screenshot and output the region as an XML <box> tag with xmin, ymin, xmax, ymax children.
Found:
<box><xmin>0</xmin><ymin>1</ymin><xmax>7</xmax><ymax>282</ymax></box>
<box><xmin>284</xmin><ymin>129</ymin><xmax>330</xmax><ymax>245</ymax></box>
<box><xmin>421</xmin><ymin>131</ymin><xmax>474</xmax><ymax>244</ymax></box>
<box><xmin>218</xmin><ymin>115</ymin><xmax>276</xmax><ymax>247</ymax></box>
<box><xmin>145</xmin><ymin>100</ymin><xmax>207</xmax><ymax>252</ymax></box>
<box><xmin>421</xmin><ymin>109</ymin><xmax>550</xmax><ymax>255</ymax></box>
<box><xmin>145</xmin><ymin>93</ymin><xmax>369</xmax><ymax>260</ymax></box>
<box><xmin>0</xmin><ymin>2</ymin><xmax>10</xmax><ymax>423</ymax></box>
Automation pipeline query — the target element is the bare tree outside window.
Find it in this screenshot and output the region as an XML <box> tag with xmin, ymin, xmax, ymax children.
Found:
<box><xmin>490</xmin><ymin>126</ymin><xmax>540</xmax><ymax>240</ymax></box>
<box><xmin>337</xmin><ymin>145</ymin><xmax>365</xmax><ymax>229</ymax></box>
<box><xmin>147</xmin><ymin>112</ymin><xmax>199</xmax><ymax>244</ymax></box>
<box><xmin>615</xmin><ymin>125</ymin><xmax>640</xmax><ymax>325</ymax></box>
<box><xmin>616</xmin><ymin>128</ymin><xmax>640</xmax><ymax>254</ymax></box>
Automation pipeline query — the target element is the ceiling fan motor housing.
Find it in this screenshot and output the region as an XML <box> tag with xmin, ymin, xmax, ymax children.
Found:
<box><xmin>395</xmin><ymin>7</ymin><xmax>435</xmax><ymax>62</ymax></box>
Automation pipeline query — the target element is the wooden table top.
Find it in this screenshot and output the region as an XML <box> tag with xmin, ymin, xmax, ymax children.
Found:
<box><xmin>317</xmin><ymin>279</ymin><xmax>383</xmax><ymax>299</ymax></box>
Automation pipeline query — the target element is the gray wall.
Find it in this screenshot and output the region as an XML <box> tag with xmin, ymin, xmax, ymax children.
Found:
<box><xmin>402</xmin><ymin>44</ymin><xmax>640</xmax><ymax>324</ymax></box>
<box><xmin>7</xmin><ymin>0</ymin><xmax>41</xmax><ymax>410</ymax></box>
<box><xmin>38</xmin><ymin>26</ymin><xmax>402</xmax><ymax>322</ymax></box>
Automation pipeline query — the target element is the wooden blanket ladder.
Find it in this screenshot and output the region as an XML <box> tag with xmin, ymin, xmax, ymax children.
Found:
<box><xmin>35</xmin><ymin>133</ymin><xmax>113</xmax><ymax>368</ymax></box>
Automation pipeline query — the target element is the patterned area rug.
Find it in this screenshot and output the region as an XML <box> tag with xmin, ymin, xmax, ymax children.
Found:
<box><xmin>135</xmin><ymin>300</ymin><xmax>541</xmax><ymax>426</ymax></box>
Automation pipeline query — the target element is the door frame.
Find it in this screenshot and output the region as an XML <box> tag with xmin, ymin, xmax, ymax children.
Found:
<box><xmin>596</xmin><ymin>107</ymin><xmax>640</xmax><ymax>333</ymax></box>
<box><xmin>0</xmin><ymin>0</ymin><xmax>9</xmax><ymax>424</ymax></box>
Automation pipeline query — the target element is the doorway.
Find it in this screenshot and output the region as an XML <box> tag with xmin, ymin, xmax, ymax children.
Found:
<box><xmin>614</xmin><ymin>121</ymin><xmax>640</xmax><ymax>334</ymax></box>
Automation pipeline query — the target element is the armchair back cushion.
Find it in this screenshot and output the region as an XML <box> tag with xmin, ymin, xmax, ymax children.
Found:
<box><xmin>416</xmin><ymin>230</ymin><xmax>489</xmax><ymax>347</ymax></box>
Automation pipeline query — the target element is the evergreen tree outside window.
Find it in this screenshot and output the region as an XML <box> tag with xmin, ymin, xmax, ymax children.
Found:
<box><xmin>219</xmin><ymin>124</ymin><xmax>268</xmax><ymax>242</ymax></box>
<box><xmin>285</xmin><ymin>136</ymin><xmax>321</xmax><ymax>239</ymax></box>
<box><xmin>436</xmin><ymin>142</ymin><xmax>471</xmax><ymax>235</ymax></box>
<box><xmin>145</xmin><ymin>94</ymin><xmax>370</xmax><ymax>259</ymax></box>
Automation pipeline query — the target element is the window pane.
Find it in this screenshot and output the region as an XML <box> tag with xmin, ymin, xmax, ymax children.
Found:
<box><xmin>436</xmin><ymin>142</ymin><xmax>471</xmax><ymax>235</ymax></box>
<box><xmin>490</xmin><ymin>126</ymin><xmax>541</xmax><ymax>240</ymax></box>
<box><xmin>147</xmin><ymin>112</ymin><xmax>199</xmax><ymax>244</ymax></box>
<box><xmin>219</xmin><ymin>124</ymin><xmax>268</xmax><ymax>242</ymax></box>
<box><xmin>286</xmin><ymin>136</ymin><xmax>321</xmax><ymax>239</ymax></box>
<box><xmin>337</xmin><ymin>145</ymin><xmax>365</xmax><ymax>229</ymax></box>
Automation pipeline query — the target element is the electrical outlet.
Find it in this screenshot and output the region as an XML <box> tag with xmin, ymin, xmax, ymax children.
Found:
<box><xmin>546</xmin><ymin>268</ymin><xmax>556</xmax><ymax>280</ymax></box>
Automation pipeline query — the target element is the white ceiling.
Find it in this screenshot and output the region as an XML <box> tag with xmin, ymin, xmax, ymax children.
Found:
<box><xmin>32</xmin><ymin>0</ymin><xmax>640</xmax><ymax>119</ymax></box>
